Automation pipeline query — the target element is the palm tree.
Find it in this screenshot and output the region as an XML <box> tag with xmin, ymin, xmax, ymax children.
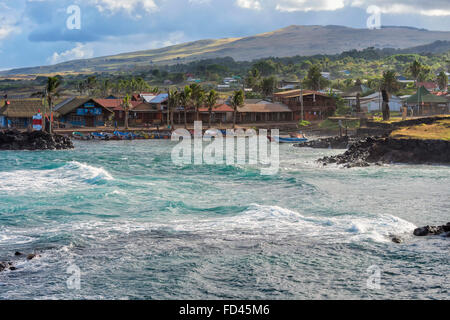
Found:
<box><xmin>381</xmin><ymin>71</ymin><xmax>398</xmax><ymax>121</ymax></box>
<box><xmin>206</xmin><ymin>90</ymin><xmax>219</xmax><ymax>128</ymax></box>
<box><xmin>189</xmin><ymin>84</ymin><xmax>204</xmax><ymax>122</ymax></box>
<box><xmin>32</xmin><ymin>76</ymin><xmax>62</xmax><ymax>134</ymax></box>
<box><xmin>381</xmin><ymin>70</ymin><xmax>399</xmax><ymax>93</ymax></box>
<box><xmin>179</xmin><ymin>86</ymin><xmax>192</xmax><ymax>129</ymax></box>
<box><xmin>230</xmin><ymin>90</ymin><xmax>245</xmax><ymax>129</ymax></box>
<box><xmin>167</xmin><ymin>89</ymin><xmax>179</xmax><ymax>129</ymax></box>
<box><xmin>122</xmin><ymin>94</ymin><xmax>132</xmax><ymax>130</ymax></box>
<box><xmin>408</xmin><ymin>60</ymin><xmax>423</xmax><ymax>84</ymax></box>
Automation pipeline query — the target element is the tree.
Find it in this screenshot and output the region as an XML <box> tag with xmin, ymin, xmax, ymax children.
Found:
<box><xmin>230</xmin><ymin>90</ymin><xmax>244</xmax><ymax>129</ymax></box>
<box><xmin>381</xmin><ymin>70</ymin><xmax>399</xmax><ymax>93</ymax></box>
<box><xmin>303</xmin><ymin>65</ymin><xmax>328</xmax><ymax>91</ymax></box>
<box><xmin>253</xmin><ymin>60</ymin><xmax>276</xmax><ymax>76</ymax></box>
<box><xmin>380</xmin><ymin>70</ymin><xmax>399</xmax><ymax>121</ymax></box>
<box><xmin>190</xmin><ymin>83</ymin><xmax>204</xmax><ymax>122</ymax></box>
<box><xmin>206</xmin><ymin>90</ymin><xmax>219</xmax><ymax>128</ymax></box>
<box><xmin>180</xmin><ymin>86</ymin><xmax>192</xmax><ymax>129</ymax></box>
<box><xmin>261</xmin><ymin>76</ymin><xmax>277</xmax><ymax>97</ymax></box>
<box><xmin>167</xmin><ymin>89</ymin><xmax>180</xmax><ymax>128</ymax></box>
<box><xmin>408</xmin><ymin>60</ymin><xmax>423</xmax><ymax>83</ymax></box>
<box><xmin>122</xmin><ymin>94</ymin><xmax>132</xmax><ymax>130</ymax></box>
<box><xmin>101</xmin><ymin>79</ymin><xmax>111</xmax><ymax>97</ymax></box>
<box><xmin>245</xmin><ymin>68</ymin><xmax>261</xmax><ymax>92</ymax></box>
<box><xmin>86</xmin><ymin>76</ymin><xmax>97</xmax><ymax>96</ymax></box>
<box><xmin>437</xmin><ymin>71</ymin><xmax>448</xmax><ymax>91</ymax></box>
<box><xmin>32</xmin><ymin>76</ymin><xmax>62</xmax><ymax>134</ymax></box>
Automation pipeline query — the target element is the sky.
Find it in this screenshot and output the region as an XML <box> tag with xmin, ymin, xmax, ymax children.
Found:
<box><xmin>0</xmin><ymin>0</ymin><xmax>449</xmax><ymax>70</ymax></box>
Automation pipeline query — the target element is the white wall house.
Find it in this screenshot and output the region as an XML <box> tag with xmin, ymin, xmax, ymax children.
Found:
<box><xmin>361</xmin><ymin>92</ymin><xmax>403</xmax><ymax>112</ymax></box>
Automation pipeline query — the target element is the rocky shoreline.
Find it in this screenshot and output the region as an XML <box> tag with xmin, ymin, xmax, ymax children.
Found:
<box><xmin>318</xmin><ymin>137</ymin><xmax>450</xmax><ymax>168</ymax></box>
<box><xmin>294</xmin><ymin>136</ymin><xmax>356</xmax><ymax>149</ymax></box>
<box><xmin>0</xmin><ymin>129</ymin><xmax>73</xmax><ymax>151</ymax></box>
<box><xmin>413</xmin><ymin>223</ymin><xmax>450</xmax><ymax>237</ymax></box>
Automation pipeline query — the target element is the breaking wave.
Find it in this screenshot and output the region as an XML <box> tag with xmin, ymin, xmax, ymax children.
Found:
<box><xmin>0</xmin><ymin>161</ymin><xmax>113</xmax><ymax>193</ymax></box>
<box><xmin>167</xmin><ymin>204</ymin><xmax>417</xmax><ymax>243</ymax></box>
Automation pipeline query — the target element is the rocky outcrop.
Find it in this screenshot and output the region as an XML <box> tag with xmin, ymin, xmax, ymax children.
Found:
<box><xmin>413</xmin><ymin>223</ymin><xmax>450</xmax><ymax>237</ymax></box>
<box><xmin>0</xmin><ymin>251</ymin><xmax>41</xmax><ymax>273</ymax></box>
<box><xmin>319</xmin><ymin>137</ymin><xmax>450</xmax><ymax>167</ymax></box>
<box><xmin>0</xmin><ymin>261</ymin><xmax>16</xmax><ymax>272</ymax></box>
<box><xmin>294</xmin><ymin>136</ymin><xmax>355</xmax><ymax>149</ymax></box>
<box><xmin>0</xmin><ymin>129</ymin><xmax>73</xmax><ymax>150</ymax></box>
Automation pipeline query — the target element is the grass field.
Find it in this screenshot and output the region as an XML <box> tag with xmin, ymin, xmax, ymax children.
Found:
<box><xmin>390</xmin><ymin>119</ymin><xmax>450</xmax><ymax>140</ymax></box>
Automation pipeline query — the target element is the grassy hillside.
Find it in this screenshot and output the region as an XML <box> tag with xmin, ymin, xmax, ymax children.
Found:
<box><xmin>3</xmin><ymin>25</ymin><xmax>450</xmax><ymax>76</ymax></box>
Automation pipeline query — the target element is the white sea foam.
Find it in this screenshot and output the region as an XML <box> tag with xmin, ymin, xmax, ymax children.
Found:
<box><xmin>168</xmin><ymin>204</ymin><xmax>417</xmax><ymax>243</ymax></box>
<box><xmin>0</xmin><ymin>161</ymin><xmax>113</xmax><ymax>193</ymax></box>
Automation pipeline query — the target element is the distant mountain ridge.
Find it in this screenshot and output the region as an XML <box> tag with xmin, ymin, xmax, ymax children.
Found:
<box><xmin>3</xmin><ymin>25</ymin><xmax>450</xmax><ymax>75</ymax></box>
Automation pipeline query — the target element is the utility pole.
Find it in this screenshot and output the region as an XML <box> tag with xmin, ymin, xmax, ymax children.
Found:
<box><xmin>300</xmin><ymin>85</ymin><xmax>304</xmax><ymax>121</ymax></box>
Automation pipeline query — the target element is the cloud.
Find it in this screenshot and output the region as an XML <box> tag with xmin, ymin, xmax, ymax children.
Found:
<box><xmin>275</xmin><ymin>0</ymin><xmax>345</xmax><ymax>12</ymax></box>
<box><xmin>0</xmin><ymin>3</ymin><xmax>20</xmax><ymax>40</ymax></box>
<box><xmin>236</xmin><ymin>0</ymin><xmax>262</xmax><ymax>10</ymax></box>
<box><xmin>49</xmin><ymin>43</ymin><xmax>94</xmax><ymax>64</ymax></box>
<box><xmin>234</xmin><ymin>0</ymin><xmax>450</xmax><ymax>16</ymax></box>
<box><xmin>350</xmin><ymin>1</ymin><xmax>450</xmax><ymax>16</ymax></box>
<box><xmin>91</xmin><ymin>0</ymin><xmax>158</xmax><ymax>14</ymax></box>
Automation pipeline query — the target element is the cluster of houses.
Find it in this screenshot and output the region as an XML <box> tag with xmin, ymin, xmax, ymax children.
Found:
<box><xmin>341</xmin><ymin>84</ymin><xmax>450</xmax><ymax>115</ymax></box>
<box><xmin>1</xmin><ymin>83</ymin><xmax>449</xmax><ymax>129</ymax></box>
<box><xmin>0</xmin><ymin>91</ymin><xmax>309</xmax><ymax>129</ymax></box>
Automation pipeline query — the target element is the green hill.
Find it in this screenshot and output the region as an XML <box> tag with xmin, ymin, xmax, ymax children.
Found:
<box><xmin>3</xmin><ymin>25</ymin><xmax>450</xmax><ymax>75</ymax></box>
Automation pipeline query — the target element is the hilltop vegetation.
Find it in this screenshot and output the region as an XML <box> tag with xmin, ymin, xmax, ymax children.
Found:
<box><xmin>2</xmin><ymin>25</ymin><xmax>450</xmax><ymax>76</ymax></box>
<box><xmin>1</xmin><ymin>46</ymin><xmax>449</xmax><ymax>100</ymax></box>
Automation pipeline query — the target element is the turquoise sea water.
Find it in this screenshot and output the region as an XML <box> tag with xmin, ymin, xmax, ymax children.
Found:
<box><xmin>0</xmin><ymin>140</ymin><xmax>448</xmax><ymax>299</ymax></box>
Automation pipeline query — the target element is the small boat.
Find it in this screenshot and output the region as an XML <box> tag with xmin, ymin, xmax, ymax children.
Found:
<box><xmin>271</xmin><ymin>136</ymin><xmax>308</xmax><ymax>143</ymax></box>
<box><xmin>204</xmin><ymin>129</ymin><xmax>222</xmax><ymax>139</ymax></box>
<box><xmin>72</xmin><ymin>132</ymin><xmax>91</xmax><ymax>140</ymax></box>
<box><xmin>270</xmin><ymin>132</ymin><xmax>308</xmax><ymax>144</ymax></box>
<box><xmin>90</xmin><ymin>132</ymin><xmax>110</xmax><ymax>140</ymax></box>
<box><xmin>113</xmin><ymin>131</ymin><xmax>136</xmax><ymax>140</ymax></box>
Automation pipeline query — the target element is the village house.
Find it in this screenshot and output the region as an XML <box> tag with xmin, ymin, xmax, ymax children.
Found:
<box><xmin>54</xmin><ymin>98</ymin><xmax>114</xmax><ymax>128</ymax></box>
<box><xmin>405</xmin><ymin>86</ymin><xmax>449</xmax><ymax>115</ymax></box>
<box><xmin>273</xmin><ymin>89</ymin><xmax>336</xmax><ymax>121</ymax></box>
<box><xmin>237</xmin><ymin>101</ymin><xmax>294</xmax><ymax>123</ymax></box>
<box><xmin>0</xmin><ymin>99</ymin><xmax>46</xmax><ymax>128</ymax></box>
<box><xmin>198</xmin><ymin>104</ymin><xmax>234</xmax><ymax>124</ymax></box>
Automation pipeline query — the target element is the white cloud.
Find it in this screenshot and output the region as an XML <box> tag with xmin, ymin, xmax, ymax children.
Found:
<box><xmin>350</xmin><ymin>1</ymin><xmax>450</xmax><ymax>16</ymax></box>
<box><xmin>91</xmin><ymin>0</ymin><xmax>158</xmax><ymax>14</ymax></box>
<box><xmin>236</xmin><ymin>0</ymin><xmax>262</xmax><ymax>10</ymax></box>
<box><xmin>275</xmin><ymin>0</ymin><xmax>345</xmax><ymax>12</ymax></box>
<box><xmin>0</xmin><ymin>3</ymin><xmax>20</xmax><ymax>41</ymax></box>
<box><xmin>49</xmin><ymin>43</ymin><xmax>94</xmax><ymax>64</ymax></box>
<box><xmin>233</xmin><ymin>0</ymin><xmax>450</xmax><ymax>16</ymax></box>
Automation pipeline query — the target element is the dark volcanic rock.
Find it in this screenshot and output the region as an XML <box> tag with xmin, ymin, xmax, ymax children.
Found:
<box><xmin>319</xmin><ymin>137</ymin><xmax>450</xmax><ymax>166</ymax></box>
<box><xmin>0</xmin><ymin>261</ymin><xmax>15</xmax><ymax>272</ymax></box>
<box><xmin>413</xmin><ymin>223</ymin><xmax>450</xmax><ymax>237</ymax></box>
<box><xmin>0</xmin><ymin>129</ymin><xmax>73</xmax><ymax>151</ymax></box>
<box><xmin>294</xmin><ymin>136</ymin><xmax>355</xmax><ymax>149</ymax></box>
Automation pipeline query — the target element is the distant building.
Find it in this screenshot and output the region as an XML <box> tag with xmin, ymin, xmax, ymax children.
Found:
<box><xmin>405</xmin><ymin>86</ymin><xmax>449</xmax><ymax>115</ymax></box>
<box><xmin>417</xmin><ymin>82</ymin><xmax>439</xmax><ymax>91</ymax></box>
<box><xmin>273</xmin><ymin>89</ymin><xmax>336</xmax><ymax>121</ymax></box>
<box><xmin>320</xmin><ymin>72</ymin><xmax>331</xmax><ymax>80</ymax></box>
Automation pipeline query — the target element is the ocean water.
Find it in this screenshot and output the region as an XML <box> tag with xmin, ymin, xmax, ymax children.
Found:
<box><xmin>0</xmin><ymin>140</ymin><xmax>448</xmax><ymax>300</ymax></box>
